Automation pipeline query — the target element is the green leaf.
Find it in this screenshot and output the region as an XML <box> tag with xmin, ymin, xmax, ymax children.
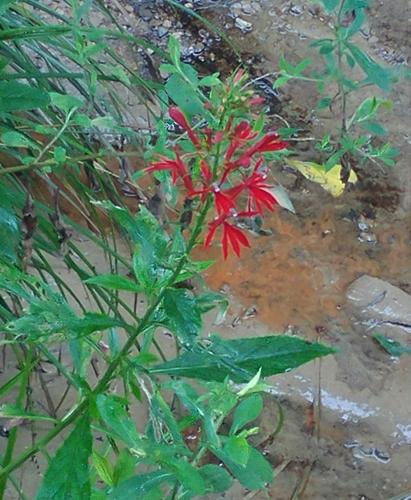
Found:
<box><xmin>0</xmin><ymin>82</ymin><xmax>50</xmax><ymax>112</ymax></box>
<box><xmin>199</xmin><ymin>464</ymin><xmax>232</xmax><ymax>493</ymax></box>
<box><xmin>272</xmin><ymin>76</ymin><xmax>290</xmax><ymax>89</ymax></box>
<box><xmin>0</xmin><ymin>0</ymin><xmax>17</xmax><ymax>14</ymax></box>
<box><xmin>49</xmin><ymin>92</ymin><xmax>83</xmax><ymax>112</ymax></box>
<box><xmin>317</xmin><ymin>97</ymin><xmax>333</xmax><ymax>109</ymax></box>
<box><xmin>213</xmin><ymin>446</ymin><xmax>273</xmax><ymax>490</ymax></box>
<box><xmin>1</xmin><ymin>130</ymin><xmax>40</xmax><ymax>150</ymax></box>
<box><xmin>0</xmin><ymin>206</ymin><xmax>19</xmax><ymax>263</ymax></box>
<box><xmin>112</xmin><ymin>450</ymin><xmax>137</xmax><ymax>486</ymax></box>
<box><xmin>199</xmin><ymin>73</ymin><xmax>221</xmax><ymax>87</ymax></box>
<box><xmin>85</xmin><ymin>274</ymin><xmax>142</xmax><ymax>292</ymax></box>
<box><xmin>231</xmin><ymin>394</ymin><xmax>263</xmax><ymax>435</ymax></box>
<box><xmin>93</xmin><ymin>451</ymin><xmax>114</xmax><ymax>487</ymax></box>
<box><xmin>347</xmin><ymin>44</ymin><xmax>392</xmax><ymax>91</ymax></box>
<box><xmin>150</xmin><ymin>335</ymin><xmax>335</xmax><ymax>382</ymax></box>
<box><xmin>0</xmin><ymin>404</ymin><xmax>58</xmax><ymax>423</ymax></box>
<box><xmin>168</xmin><ymin>35</ymin><xmax>181</xmax><ymax>69</ymax></box>
<box><xmin>161</xmin><ymin>288</ymin><xmax>202</xmax><ymax>344</ymax></box>
<box><xmin>172</xmin><ymin>459</ymin><xmax>206</xmax><ymax>495</ymax></box>
<box><xmin>53</xmin><ymin>146</ymin><xmax>67</xmax><ymax>163</ymax></box>
<box><xmin>165</xmin><ymin>73</ymin><xmax>204</xmax><ymax>117</ymax></box>
<box><xmin>360</xmin><ymin>121</ymin><xmax>387</xmax><ymax>136</ymax></box>
<box><xmin>269</xmin><ymin>184</ymin><xmax>296</xmax><ymax>214</ymax></box>
<box><xmin>223</xmin><ymin>435</ymin><xmax>250</xmax><ymax>467</ymax></box>
<box><xmin>37</xmin><ymin>414</ymin><xmax>92</xmax><ymax>500</ymax></box>
<box><xmin>109</xmin><ymin>471</ymin><xmax>175</xmax><ymax>500</ymax></box>
<box><xmin>320</xmin><ymin>0</ymin><xmax>340</xmax><ymax>12</ymax></box>
<box><xmin>373</xmin><ymin>334</ymin><xmax>411</xmax><ymax>357</ymax></box>
<box><xmin>96</xmin><ymin>394</ymin><xmax>142</xmax><ymax>449</ymax></box>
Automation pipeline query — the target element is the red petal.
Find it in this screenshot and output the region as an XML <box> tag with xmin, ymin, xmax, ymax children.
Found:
<box><xmin>169</xmin><ymin>106</ymin><xmax>190</xmax><ymax>130</ymax></box>
<box><xmin>250</xmin><ymin>186</ymin><xmax>278</xmax><ymax>210</ymax></box>
<box><xmin>214</xmin><ymin>190</ymin><xmax>236</xmax><ymax>215</ymax></box>
<box><xmin>229</xmin><ymin>224</ymin><xmax>250</xmax><ymax>248</ymax></box>
<box><xmin>169</xmin><ymin>106</ymin><xmax>200</xmax><ymax>147</ymax></box>
<box><xmin>205</xmin><ymin>221</ymin><xmax>219</xmax><ymax>247</ymax></box>
<box><xmin>225</xmin><ymin>223</ymin><xmax>250</xmax><ymax>257</ymax></box>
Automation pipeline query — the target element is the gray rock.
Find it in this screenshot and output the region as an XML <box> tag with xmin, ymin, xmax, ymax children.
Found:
<box><xmin>346</xmin><ymin>275</ymin><xmax>411</xmax><ymax>336</ymax></box>
<box><xmin>234</xmin><ymin>17</ymin><xmax>253</xmax><ymax>33</ymax></box>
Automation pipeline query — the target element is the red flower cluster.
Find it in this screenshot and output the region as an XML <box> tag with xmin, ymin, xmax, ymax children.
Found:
<box><xmin>146</xmin><ymin>106</ymin><xmax>288</xmax><ymax>258</ymax></box>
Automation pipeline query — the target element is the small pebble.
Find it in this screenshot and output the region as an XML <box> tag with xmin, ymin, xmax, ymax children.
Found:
<box><xmin>234</xmin><ymin>17</ymin><xmax>253</xmax><ymax>33</ymax></box>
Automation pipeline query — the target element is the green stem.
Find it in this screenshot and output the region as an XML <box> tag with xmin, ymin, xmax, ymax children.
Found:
<box><xmin>0</xmin><ymin>196</ymin><xmax>213</xmax><ymax>481</ymax></box>
<box><xmin>0</xmin><ymin>348</ymin><xmax>32</xmax><ymax>499</ymax></box>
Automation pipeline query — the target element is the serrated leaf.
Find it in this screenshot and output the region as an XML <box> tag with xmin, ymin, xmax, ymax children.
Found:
<box><xmin>109</xmin><ymin>471</ymin><xmax>175</xmax><ymax>500</ymax></box>
<box><xmin>161</xmin><ymin>288</ymin><xmax>202</xmax><ymax>344</ymax></box>
<box><xmin>37</xmin><ymin>414</ymin><xmax>92</xmax><ymax>500</ymax></box>
<box><xmin>150</xmin><ymin>335</ymin><xmax>335</xmax><ymax>382</ymax></box>
<box><xmin>230</xmin><ymin>393</ymin><xmax>263</xmax><ymax>435</ymax></box>
<box><xmin>96</xmin><ymin>394</ymin><xmax>142</xmax><ymax>449</ymax></box>
<box><xmin>0</xmin><ymin>82</ymin><xmax>50</xmax><ymax>112</ymax></box>
<box><xmin>85</xmin><ymin>274</ymin><xmax>142</xmax><ymax>292</ymax></box>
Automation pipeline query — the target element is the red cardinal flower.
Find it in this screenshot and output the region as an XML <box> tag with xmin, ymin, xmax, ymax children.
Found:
<box><xmin>205</xmin><ymin>213</ymin><xmax>251</xmax><ymax>259</ymax></box>
<box><xmin>227</xmin><ymin>171</ymin><xmax>278</xmax><ymax>214</ymax></box>
<box><xmin>213</xmin><ymin>186</ymin><xmax>236</xmax><ymax>215</ymax></box>
<box><xmin>236</xmin><ymin>132</ymin><xmax>288</xmax><ymax>167</ymax></box>
<box><xmin>225</xmin><ymin>121</ymin><xmax>258</xmax><ymax>162</ymax></box>
<box><xmin>189</xmin><ymin>183</ymin><xmax>236</xmax><ymax>215</ymax></box>
<box><xmin>169</xmin><ymin>106</ymin><xmax>201</xmax><ymax>148</ymax></box>
<box><xmin>146</xmin><ymin>151</ymin><xmax>193</xmax><ymax>191</ymax></box>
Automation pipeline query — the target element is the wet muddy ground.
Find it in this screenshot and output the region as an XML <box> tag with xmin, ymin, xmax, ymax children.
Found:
<box><xmin>2</xmin><ymin>0</ymin><xmax>411</xmax><ymax>498</ymax></box>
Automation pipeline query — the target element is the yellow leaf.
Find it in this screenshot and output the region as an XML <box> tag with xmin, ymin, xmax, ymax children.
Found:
<box><xmin>287</xmin><ymin>160</ymin><xmax>357</xmax><ymax>197</ymax></box>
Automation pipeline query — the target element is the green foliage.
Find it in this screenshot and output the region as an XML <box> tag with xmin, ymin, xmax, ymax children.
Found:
<box><xmin>275</xmin><ymin>0</ymin><xmax>400</xmax><ymax>178</ymax></box>
<box><xmin>37</xmin><ymin>414</ymin><xmax>92</xmax><ymax>499</ymax></box>
<box><xmin>151</xmin><ymin>335</ymin><xmax>335</xmax><ymax>382</ymax></box>
<box><xmin>373</xmin><ymin>334</ymin><xmax>411</xmax><ymax>357</ymax></box>
<box><xmin>0</xmin><ymin>21</ymin><xmax>337</xmax><ymax>499</ymax></box>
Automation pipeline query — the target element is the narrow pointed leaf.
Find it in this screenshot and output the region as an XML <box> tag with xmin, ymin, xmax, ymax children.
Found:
<box><xmin>150</xmin><ymin>335</ymin><xmax>335</xmax><ymax>382</ymax></box>
<box><xmin>108</xmin><ymin>471</ymin><xmax>175</xmax><ymax>500</ymax></box>
<box><xmin>37</xmin><ymin>414</ymin><xmax>92</xmax><ymax>500</ymax></box>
